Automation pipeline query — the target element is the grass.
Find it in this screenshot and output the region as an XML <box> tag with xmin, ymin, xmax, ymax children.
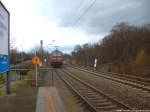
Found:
<box><xmin>0</xmin><ymin>79</ymin><xmax>27</xmax><ymax>96</ymax></box>
<box><xmin>0</xmin><ymin>80</ymin><xmax>37</xmax><ymax>112</ymax></box>
<box><xmin>11</xmin><ymin>80</ymin><xmax>27</xmax><ymax>90</ymax></box>
<box><xmin>0</xmin><ymin>84</ymin><xmax>37</xmax><ymax>112</ymax></box>
<box><xmin>0</xmin><ymin>70</ymin><xmax>30</xmax><ymax>95</ymax></box>
<box><xmin>0</xmin><ymin>87</ymin><xmax>5</xmax><ymax>95</ymax></box>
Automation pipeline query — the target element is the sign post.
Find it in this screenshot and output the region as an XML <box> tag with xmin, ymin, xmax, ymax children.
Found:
<box><xmin>32</xmin><ymin>56</ymin><xmax>40</xmax><ymax>88</ymax></box>
<box><xmin>0</xmin><ymin>1</ymin><xmax>10</xmax><ymax>94</ymax></box>
<box><xmin>35</xmin><ymin>64</ymin><xmax>38</xmax><ymax>88</ymax></box>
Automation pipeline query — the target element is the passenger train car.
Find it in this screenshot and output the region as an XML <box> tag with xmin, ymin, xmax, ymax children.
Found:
<box><xmin>49</xmin><ymin>49</ymin><xmax>63</xmax><ymax>67</ymax></box>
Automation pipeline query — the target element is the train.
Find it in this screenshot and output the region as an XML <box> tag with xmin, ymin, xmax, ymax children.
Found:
<box><xmin>49</xmin><ymin>49</ymin><xmax>63</xmax><ymax>67</ymax></box>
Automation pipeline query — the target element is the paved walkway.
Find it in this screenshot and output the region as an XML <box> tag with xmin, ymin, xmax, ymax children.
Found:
<box><xmin>36</xmin><ymin>87</ymin><xmax>65</xmax><ymax>112</ymax></box>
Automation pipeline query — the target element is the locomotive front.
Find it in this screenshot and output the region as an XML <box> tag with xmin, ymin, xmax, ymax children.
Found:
<box><xmin>50</xmin><ymin>50</ymin><xmax>63</xmax><ymax>67</ymax></box>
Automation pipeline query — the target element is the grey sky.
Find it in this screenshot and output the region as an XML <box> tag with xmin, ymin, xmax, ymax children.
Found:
<box><xmin>1</xmin><ymin>0</ymin><xmax>150</xmax><ymax>53</ymax></box>
<box><xmin>38</xmin><ymin>0</ymin><xmax>150</xmax><ymax>34</ymax></box>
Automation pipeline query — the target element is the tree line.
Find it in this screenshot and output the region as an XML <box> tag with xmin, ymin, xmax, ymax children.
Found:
<box><xmin>71</xmin><ymin>22</ymin><xmax>150</xmax><ymax>75</ymax></box>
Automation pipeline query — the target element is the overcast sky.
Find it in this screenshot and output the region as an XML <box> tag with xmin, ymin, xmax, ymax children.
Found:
<box><xmin>1</xmin><ymin>0</ymin><xmax>150</xmax><ymax>53</ymax></box>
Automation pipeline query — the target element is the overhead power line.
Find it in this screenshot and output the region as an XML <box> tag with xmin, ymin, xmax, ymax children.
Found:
<box><xmin>73</xmin><ymin>0</ymin><xmax>97</xmax><ymax>26</ymax></box>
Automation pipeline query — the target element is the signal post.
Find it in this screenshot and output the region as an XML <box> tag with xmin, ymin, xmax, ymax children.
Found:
<box><xmin>32</xmin><ymin>56</ymin><xmax>40</xmax><ymax>88</ymax></box>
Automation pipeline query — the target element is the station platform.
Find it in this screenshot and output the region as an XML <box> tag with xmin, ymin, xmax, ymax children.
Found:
<box><xmin>36</xmin><ymin>87</ymin><xmax>65</xmax><ymax>112</ymax></box>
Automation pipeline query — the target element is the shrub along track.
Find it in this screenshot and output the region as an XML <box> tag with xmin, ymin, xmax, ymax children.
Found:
<box><xmin>55</xmin><ymin>68</ymin><xmax>131</xmax><ymax>112</ymax></box>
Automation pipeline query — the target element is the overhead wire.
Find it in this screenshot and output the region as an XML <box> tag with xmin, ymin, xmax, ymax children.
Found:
<box><xmin>73</xmin><ymin>0</ymin><xmax>97</xmax><ymax>27</ymax></box>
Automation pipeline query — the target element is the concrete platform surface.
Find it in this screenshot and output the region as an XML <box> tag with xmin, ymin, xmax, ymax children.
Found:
<box><xmin>36</xmin><ymin>87</ymin><xmax>65</xmax><ymax>112</ymax></box>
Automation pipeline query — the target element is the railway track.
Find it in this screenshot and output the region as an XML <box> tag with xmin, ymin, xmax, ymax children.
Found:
<box><xmin>69</xmin><ymin>66</ymin><xmax>150</xmax><ymax>92</ymax></box>
<box><xmin>55</xmin><ymin>68</ymin><xmax>131</xmax><ymax>112</ymax></box>
<box><xmin>75</xmin><ymin>65</ymin><xmax>150</xmax><ymax>85</ymax></box>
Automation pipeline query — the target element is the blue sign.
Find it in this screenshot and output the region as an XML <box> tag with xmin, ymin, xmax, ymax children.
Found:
<box><xmin>0</xmin><ymin>1</ymin><xmax>9</xmax><ymax>74</ymax></box>
<box><xmin>0</xmin><ymin>55</ymin><xmax>9</xmax><ymax>73</ymax></box>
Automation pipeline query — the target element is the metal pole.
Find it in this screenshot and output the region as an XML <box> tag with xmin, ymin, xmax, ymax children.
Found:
<box><xmin>52</xmin><ymin>70</ymin><xmax>53</xmax><ymax>86</ymax></box>
<box><xmin>35</xmin><ymin>64</ymin><xmax>38</xmax><ymax>88</ymax></box>
<box><xmin>6</xmin><ymin>71</ymin><xmax>10</xmax><ymax>94</ymax></box>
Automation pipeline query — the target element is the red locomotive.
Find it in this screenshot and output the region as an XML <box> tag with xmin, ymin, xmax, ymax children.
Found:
<box><xmin>49</xmin><ymin>49</ymin><xmax>63</xmax><ymax>67</ymax></box>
